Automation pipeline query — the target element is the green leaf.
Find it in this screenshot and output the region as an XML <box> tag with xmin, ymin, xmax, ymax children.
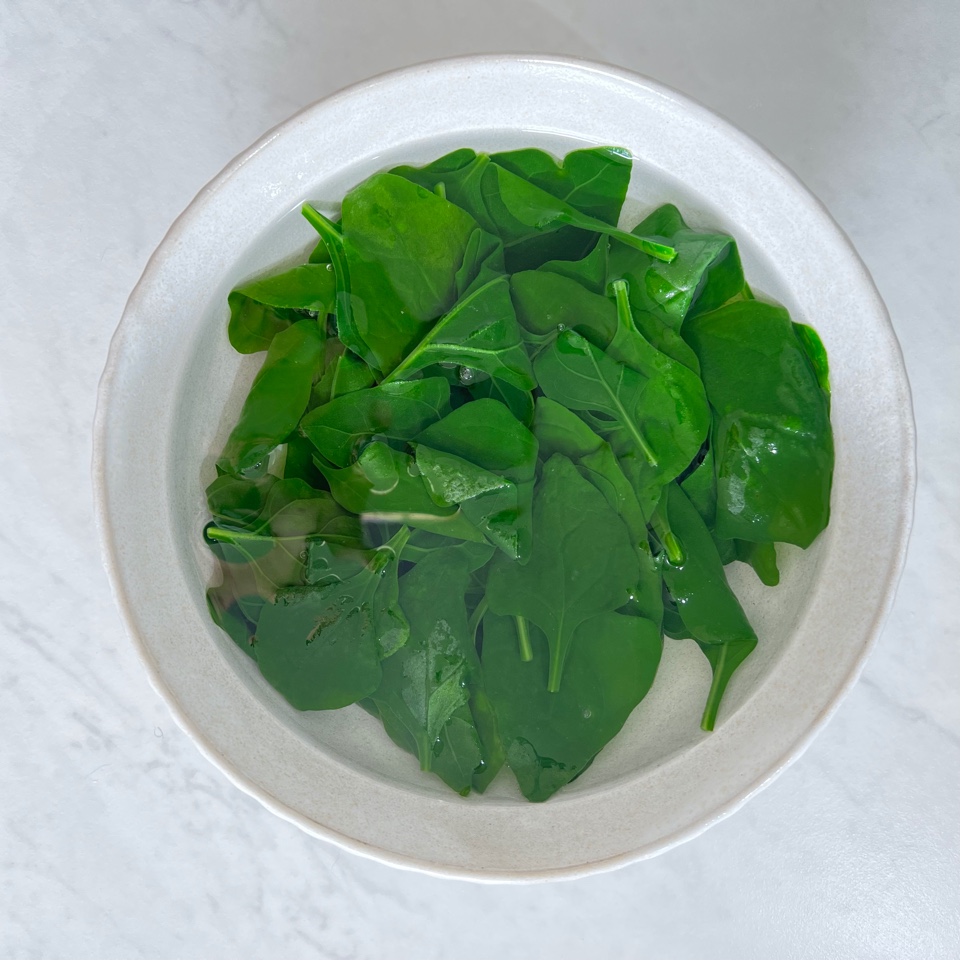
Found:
<box><xmin>383</xmin><ymin>277</ymin><xmax>535</xmax><ymax>391</ymax></box>
<box><xmin>534</xmin><ymin>282</ymin><xmax>710</xmax><ymax>506</ymax></box>
<box><xmin>342</xmin><ymin>172</ymin><xmax>482</xmax><ymax>323</ymax></box>
<box><xmin>416</xmin><ymin>399</ymin><xmax>538</xmax><ymax>560</ymax></box>
<box><xmin>300</xmin><ymin>377</ymin><xmax>450</xmax><ymax>467</ymax></box>
<box><xmin>467</xmin><ymin>377</ymin><xmax>535</xmax><ymax>428</ymax></box>
<box><xmin>482</xmin><ymin>611</ymin><xmax>662</xmax><ymax>801</ymax></box>
<box><xmin>227</xmin><ymin>264</ymin><xmax>335</xmax><ymax>353</ymax></box>
<box><xmin>370</xmin><ymin>543</ymin><xmax>499</xmax><ymax>793</ymax></box>
<box><xmin>302</xmin><ymin>202</ymin><xmax>423</xmax><ymax>377</ymax></box>
<box><xmin>655</xmin><ymin>483</ymin><xmax>757</xmax><ymax>730</ymax></box>
<box><xmin>318</xmin><ymin>442</ymin><xmax>486</xmax><ymax>543</ymax></box>
<box><xmin>696</xmin><ymin>637</ymin><xmax>758</xmax><ymax>733</ymax></box>
<box><xmin>490</xmin><ymin>147</ymin><xmax>631</xmax><ymax>270</ymax></box>
<box><xmin>681</xmin><ymin>448</ymin><xmax>781</xmax><ymax>586</ymax></box>
<box><xmin>311</xmin><ymin>349</ymin><xmax>376</xmax><ymax>406</ymax></box>
<box><xmin>484</xmin><ymin>162</ymin><xmax>676</xmax><ymax>263</ymax></box>
<box><xmin>607</xmin><ymin>203</ymin><xmax>745</xmax><ymax>328</ymax></box>
<box><xmin>253</xmin><ymin>527</ymin><xmax>411</xmax><ymax>710</ymax></box>
<box><xmin>414</xmin><ymin>445</ymin><xmax>512</xmax><ymax>506</ymax></box>
<box><xmin>216</xmin><ymin>320</ymin><xmax>325</xmax><ymax>478</ymax></box>
<box><xmin>491</xmin><ymin>146</ymin><xmax>632</xmax><ymax>225</ymax></box>
<box><xmin>205</xmin><ymin>473</ymin><xmax>278</xmax><ymax>528</ymax></box>
<box><xmin>683</xmin><ymin>299</ymin><xmax>834</xmax><ymax>547</ymax></box>
<box><xmin>533</xmin><ymin>399</ymin><xmax>662</xmax><ymax>625</ymax></box>
<box><xmin>485</xmin><ymin>455</ymin><xmax>638</xmax><ymax>692</ymax></box>
<box><xmin>511</xmin><ymin>269</ymin><xmax>617</xmax><ymax>346</ymax></box>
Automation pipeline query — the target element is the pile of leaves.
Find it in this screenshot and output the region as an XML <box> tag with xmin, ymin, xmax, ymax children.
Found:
<box><xmin>204</xmin><ymin>146</ymin><xmax>833</xmax><ymax>802</ymax></box>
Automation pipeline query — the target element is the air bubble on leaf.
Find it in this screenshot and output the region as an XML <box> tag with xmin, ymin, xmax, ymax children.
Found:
<box><xmin>557</xmin><ymin>323</ymin><xmax>566</xmax><ymax>331</ymax></box>
<box><xmin>325</xmin><ymin>263</ymin><xmax>333</xmax><ymax>271</ymax></box>
<box><xmin>438</xmin><ymin>361</ymin><xmax>457</xmax><ymax>369</ymax></box>
<box><xmin>582</xmin><ymin>708</ymin><xmax>592</xmax><ymax>719</ymax></box>
<box><xmin>458</xmin><ymin>366</ymin><xmax>477</xmax><ymax>384</ymax></box>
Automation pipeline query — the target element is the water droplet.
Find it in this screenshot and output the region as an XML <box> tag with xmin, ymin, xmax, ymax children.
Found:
<box><xmin>325</xmin><ymin>263</ymin><xmax>333</xmax><ymax>271</ymax></box>
<box><xmin>557</xmin><ymin>323</ymin><xmax>566</xmax><ymax>331</ymax></box>
<box><xmin>458</xmin><ymin>366</ymin><xmax>476</xmax><ymax>384</ymax></box>
<box><xmin>582</xmin><ymin>708</ymin><xmax>592</xmax><ymax>719</ymax></box>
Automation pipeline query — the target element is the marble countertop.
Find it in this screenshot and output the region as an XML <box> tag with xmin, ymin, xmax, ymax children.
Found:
<box><xmin>2</xmin><ymin>1</ymin><xmax>957</xmax><ymax>957</ymax></box>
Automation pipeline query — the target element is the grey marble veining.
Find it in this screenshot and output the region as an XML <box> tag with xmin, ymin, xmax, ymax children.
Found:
<box><xmin>2</xmin><ymin>1</ymin><xmax>958</xmax><ymax>957</ymax></box>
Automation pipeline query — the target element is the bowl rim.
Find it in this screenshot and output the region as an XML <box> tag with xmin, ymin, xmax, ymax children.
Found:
<box><xmin>93</xmin><ymin>52</ymin><xmax>916</xmax><ymax>882</ymax></box>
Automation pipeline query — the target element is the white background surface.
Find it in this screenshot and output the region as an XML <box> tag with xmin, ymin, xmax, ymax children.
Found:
<box><xmin>1</xmin><ymin>1</ymin><xmax>957</xmax><ymax>957</ymax></box>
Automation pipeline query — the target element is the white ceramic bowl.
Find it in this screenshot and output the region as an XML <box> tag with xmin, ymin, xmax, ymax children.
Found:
<box><xmin>94</xmin><ymin>55</ymin><xmax>915</xmax><ymax>881</ymax></box>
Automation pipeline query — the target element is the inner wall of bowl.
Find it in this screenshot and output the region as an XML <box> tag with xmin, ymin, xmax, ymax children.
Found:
<box><xmin>171</xmin><ymin>128</ymin><xmax>825</xmax><ymax>801</ymax></box>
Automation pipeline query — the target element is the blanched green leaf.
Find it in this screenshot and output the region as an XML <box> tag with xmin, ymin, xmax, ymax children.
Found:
<box><xmin>300</xmin><ymin>377</ymin><xmax>450</xmax><ymax>467</ymax></box>
<box><xmin>683</xmin><ymin>300</ymin><xmax>833</xmax><ymax>547</ymax></box>
<box><xmin>370</xmin><ymin>542</ymin><xmax>500</xmax><ymax>793</ymax></box>
<box><xmin>656</xmin><ymin>483</ymin><xmax>757</xmax><ymax>730</ymax></box>
<box><xmin>318</xmin><ymin>442</ymin><xmax>486</xmax><ymax>543</ymax></box>
<box><xmin>482</xmin><ymin>611</ymin><xmax>661</xmax><ymax>801</ymax></box>
<box><xmin>253</xmin><ymin>527</ymin><xmax>410</xmax><ymax>710</ymax></box>
<box><xmin>608</xmin><ymin>203</ymin><xmax>745</xmax><ymax>328</ymax></box>
<box><xmin>342</xmin><ymin>172</ymin><xmax>481</xmax><ymax>322</ymax></box>
<box><xmin>228</xmin><ymin>264</ymin><xmax>335</xmax><ymax>353</ymax></box>
<box><xmin>416</xmin><ymin>399</ymin><xmax>538</xmax><ymax>560</ymax></box>
<box><xmin>490</xmin><ymin>147</ymin><xmax>631</xmax><ymax>269</ymax></box>
<box><xmin>384</xmin><ymin>277</ymin><xmax>534</xmax><ymax>391</ymax></box>
<box><xmin>311</xmin><ymin>349</ymin><xmax>376</xmax><ymax>406</ymax></box>
<box><xmin>485</xmin><ymin>455</ymin><xmax>637</xmax><ymax>692</ymax></box>
<box><xmin>217</xmin><ymin>319</ymin><xmax>326</xmax><ymax>477</ymax></box>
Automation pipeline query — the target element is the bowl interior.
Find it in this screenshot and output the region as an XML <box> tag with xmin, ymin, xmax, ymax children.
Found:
<box><xmin>97</xmin><ymin>57</ymin><xmax>912</xmax><ymax>878</ymax></box>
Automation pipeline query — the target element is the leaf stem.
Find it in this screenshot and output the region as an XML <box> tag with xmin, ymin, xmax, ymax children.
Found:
<box><xmin>301</xmin><ymin>203</ymin><xmax>357</xmax><ymax>363</ymax></box>
<box><xmin>468</xmin><ymin>597</ymin><xmax>489</xmax><ymax>643</ymax></box>
<box><xmin>650</xmin><ymin>512</ymin><xmax>685</xmax><ymax>566</ymax></box>
<box><xmin>380</xmin><ymin>278</ymin><xmax>498</xmax><ymax>385</ymax></box>
<box><xmin>700</xmin><ymin>643</ymin><xmax>730</xmax><ymax>732</ymax></box>
<box><xmin>514</xmin><ymin>615</ymin><xmax>533</xmax><ymax>662</ymax></box>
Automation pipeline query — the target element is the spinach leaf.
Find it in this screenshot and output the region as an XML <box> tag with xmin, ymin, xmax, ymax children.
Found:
<box><xmin>228</xmin><ymin>264</ymin><xmax>335</xmax><ymax>353</ymax></box>
<box><xmin>534</xmin><ymin>309</ymin><xmax>709</xmax><ymax>509</ymax></box>
<box><xmin>482</xmin><ymin>611</ymin><xmax>661</xmax><ymax>801</ymax></box>
<box><xmin>489</xmin><ymin>147</ymin><xmax>631</xmax><ymax>270</ymax></box>
<box><xmin>416</xmin><ymin>399</ymin><xmax>538</xmax><ymax>560</ymax></box>
<box><xmin>302</xmin><ymin>203</ymin><xmax>423</xmax><ymax>377</ymax></box>
<box><xmin>383</xmin><ymin>277</ymin><xmax>535</xmax><ymax>391</ymax></box>
<box><xmin>485</xmin><ymin>454</ymin><xmax>638</xmax><ymax>692</ymax></box>
<box><xmin>491</xmin><ymin>146</ymin><xmax>631</xmax><ymax>225</ymax></box>
<box><xmin>216</xmin><ymin>319</ymin><xmax>325</xmax><ymax>477</ymax></box>
<box><xmin>607</xmin><ymin>203</ymin><xmax>745</xmax><ymax>328</ymax></box>
<box><xmin>341</xmin><ymin>172</ymin><xmax>482</xmax><ymax>323</ymax></box>
<box><xmin>311</xmin><ymin>349</ymin><xmax>376</xmax><ymax>406</ymax></box>
<box><xmin>655</xmin><ymin>483</ymin><xmax>757</xmax><ymax>730</ymax></box>
<box><xmin>207</xmin><ymin>572</ymin><xmax>258</xmax><ymax>656</ymax></box>
<box><xmin>318</xmin><ymin>441</ymin><xmax>486</xmax><ymax>543</ymax></box>
<box><xmin>683</xmin><ymin>299</ymin><xmax>833</xmax><ymax>547</ymax></box>
<box><xmin>370</xmin><ymin>542</ymin><xmax>501</xmax><ymax>794</ymax></box>
<box><xmin>533</xmin><ymin>399</ymin><xmax>662</xmax><ymax>625</ymax></box>
<box><xmin>203</xmin><ymin>482</ymin><xmax>363</xmax><ymax>599</ymax></box>
<box><xmin>484</xmin><ymin>162</ymin><xmax>676</xmax><ymax>263</ymax></box>
<box><xmin>681</xmin><ymin>445</ymin><xmax>781</xmax><ymax>586</ymax></box>
<box><xmin>511</xmin><ymin>269</ymin><xmax>616</xmax><ymax>347</ymax></box>
<box><xmin>205</xmin><ymin>473</ymin><xmax>278</xmax><ymax>528</ymax></box>
<box><xmin>467</xmin><ymin>377</ymin><xmax>535</xmax><ymax>428</ymax></box>
<box><xmin>253</xmin><ymin>527</ymin><xmax>410</xmax><ymax>711</ymax></box>
<box><xmin>300</xmin><ymin>377</ymin><xmax>450</xmax><ymax>467</ymax></box>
